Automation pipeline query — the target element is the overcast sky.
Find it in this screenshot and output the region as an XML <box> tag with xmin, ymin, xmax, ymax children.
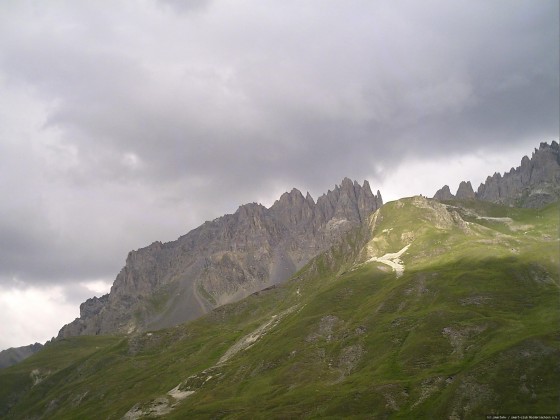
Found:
<box><xmin>0</xmin><ymin>0</ymin><xmax>558</xmax><ymax>350</ymax></box>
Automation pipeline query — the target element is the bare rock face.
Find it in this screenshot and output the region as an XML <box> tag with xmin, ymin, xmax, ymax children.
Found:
<box><xmin>433</xmin><ymin>185</ymin><xmax>454</xmax><ymax>201</ymax></box>
<box><xmin>58</xmin><ymin>179</ymin><xmax>383</xmax><ymax>338</ymax></box>
<box><xmin>477</xmin><ymin>141</ymin><xmax>560</xmax><ymax>207</ymax></box>
<box><xmin>433</xmin><ymin>141</ymin><xmax>560</xmax><ymax>208</ymax></box>
<box><xmin>0</xmin><ymin>343</ymin><xmax>43</xmax><ymax>369</ymax></box>
<box><xmin>80</xmin><ymin>295</ymin><xmax>109</xmax><ymax>318</ymax></box>
<box><xmin>455</xmin><ymin>181</ymin><xmax>475</xmax><ymax>199</ymax></box>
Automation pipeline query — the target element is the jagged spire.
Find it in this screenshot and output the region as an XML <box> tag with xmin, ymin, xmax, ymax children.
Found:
<box><xmin>433</xmin><ymin>141</ymin><xmax>560</xmax><ymax>207</ymax></box>
<box><xmin>58</xmin><ymin>177</ymin><xmax>385</xmax><ymax>339</ymax></box>
<box><xmin>455</xmin><ymin>181</ymin><xmax>475</xmax><ymax>199</ymax></box>
<box><xmin>433</xmin><ymin>185</ymin><xmax>454</xmax><ymax>200</ymax></box>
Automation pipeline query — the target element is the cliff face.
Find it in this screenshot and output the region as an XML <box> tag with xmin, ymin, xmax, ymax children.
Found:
<box><xmin>0</xmin><ymin>343</ymin><xmax>43</xmax><ymax>369</ymax></box>
<box><xmin>476</xmin><ymin>142</ymin><xmax>560</xmax><ymax>207</ymax></box>
<box><xmin>58</xmin><ymin>179</ymin><xmax>382</xmax><ymax>338</ymax></box>
<box><xmin>433</xmin><ymin>141</ymin><xmax>560</xmax><ymax>207</ymax></box>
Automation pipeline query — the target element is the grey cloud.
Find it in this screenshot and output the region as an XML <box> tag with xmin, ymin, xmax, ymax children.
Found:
<box><xmin>0</xmin><ymin>0</ymin><xmax>557</xmax><ymax>288</ymax></box>
<box><xmin>4</xmin><ymin>2</ymin><xmax>558</xmax><ymax>170</ymax></box>
<box><xmin>0</xmin><ymin>212</ymin><xmax>120</xmax><ymax>284</ymax></box>
<box><xmin>62</xmin><ymin>282</ymin><xmax>108</xmax><ymax>307</ymax></box>
<box><xmin>157</xmin><ymin>0</ymin><xmax>212</xmax><ymax>15</ymax></box>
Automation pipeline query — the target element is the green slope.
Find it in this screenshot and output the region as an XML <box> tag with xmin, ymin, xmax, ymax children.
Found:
<box><xmin>1</xmin><ymin>197</ymin><xmax>558</xmax><ymax>419</ymax></box>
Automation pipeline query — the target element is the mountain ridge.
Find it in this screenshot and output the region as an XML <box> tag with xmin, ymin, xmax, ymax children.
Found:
<box><xmin>57</xmin><ymin>178</ymin><xmax>383</xmax><ymax>339</ymax></box>
<box><xmin>434</xmin><ymin>141</ymin><xmax>560</xmax><ymax>207</ymax></box>
<box><xmin>3</xmin><ymin>141</ymin><xmax>557</xmax><ymax>361</ymax></box>
<box><xmin>55</xmin><ymin>141</ymin><xmax>560</xmax><ymax>341</ymax></box>
<box><xmin>0</xmin><ymin>343</ymin><xmax>43</xmax><ymax>369</ymax></box>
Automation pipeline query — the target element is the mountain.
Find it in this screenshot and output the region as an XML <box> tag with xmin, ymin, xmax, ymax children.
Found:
<box><xmin>1</xmin><ymin>142</ymin><xmax>558</xmax><ymax>417</ymax></box>
<box><xmin>1</xmin><ymin>197</ymin><xmax>557</xmax><ymax>418</ymax></box>
<box><xmin>434</xmin><ymin>141</ymin><xmax>560</xmax><ymax>207</ymax></box>
<box><xmin>58</xmin><ymin>178</ymin><xmax>383</xmax><ymax>339</ymax></box>
<box><xmin>0</xmin><ymin>343</ymin><xmax>43</xmax><ymax>369</ymax></box>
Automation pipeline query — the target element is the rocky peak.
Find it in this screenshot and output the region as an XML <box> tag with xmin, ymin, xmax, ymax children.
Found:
<box><xmin>80</xmin><ymin>294</ymin><xmax>109</xmax><ymax>318</ymax></box>
<box><xmin>270</xmin><ymin>188</ymin><xmax>309</xmax><ymax>211</ymax></box>
<box><xmin>357</xmin><ymin>180</ymin><xmax>381</xmax><ymax>222</ymax></box>
<box><xmin>236</xmin><ymin>202</ymin><xmax>267</xmax><ymax>218</ymax></box>
<box><xmin>316</xmin><ymin>178</ymin><xmax>382</xmax><ymax>224</ymax></box>
<box><xmin>275</xmin><ymin>188</ymin><xmax>305</xmax><ymax>207</ymax></box>
<box><xmin>305</xmin><ymin>192</ymin><xmax>315</xmax><ymax>206</ymax></box>
<box><xmin>455</xmin><ymin>181</ymin><xmax>475</xmax><ymax>199</ymax></box>
<box><xmin>58</xmin><ymin>178</ymin><xmax>384</xmax><ymax>339</ymax></box>
<box><xmin>433</xmin><ymin>185</ymin><xmax>454</xmax><ymax>200</ymax></box>
<box><xmin>340</xmin><ymin>177</ymin><xmax>357</xmax><ymax>196</ymax></box>
<box><xmin>333</xmin><ymin>178</ymin><xmax>361</xmax><ymax>222</ymax></box>
<box><xmin>433</xmin><ymin>141</ymin><xmax>560</xmax><ymax>208</ymax></box>
<box><xmin>269</xmin><ymin>188</ymin><xmax>312</xmax><ymax>228</ymax></box>
<box><xmin>477</xmin><ymin>141</ymin><xmax>560</xmax><ymax>207</ymax></box>
<box><xmin>269</xmin><ymin>179</ymin><xmax>383</xmax><ymax>229</ymax></box>
<box><xmin>0</xmin><ymin>342</ymin><xmax>44</xmax><ymax>369</ymax></box>
<box><xmin>528</xmin><ymin>141</ymin><xmax>560</xmax><ymax>184</ymax></box>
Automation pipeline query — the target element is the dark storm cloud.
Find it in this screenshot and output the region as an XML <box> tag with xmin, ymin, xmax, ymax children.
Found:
<box><xmin>0</xmin><ymin>0</ymin><xmax>557</xmax><ymax>288</ymax></box>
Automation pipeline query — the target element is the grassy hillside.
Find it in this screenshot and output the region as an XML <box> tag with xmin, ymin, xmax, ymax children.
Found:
<box><xmin>1</xmin><ymin>197</ymin><xmax>558</xmax><ymax>419</ymax></box>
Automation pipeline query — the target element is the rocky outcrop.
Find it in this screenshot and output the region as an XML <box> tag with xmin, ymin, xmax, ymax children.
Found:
<box><xmin>58</xmin><ymin>179</ymin><xmax>382</xmax><ymax>338</ymax></box>
<box><xmin>0</xmin><ymin>343</ymin><xmax>43</xmax><ymax>369</ymax></box>
<box><xmin>433</xmin><ymin>141</ymin><xmax>560</xmax><ymax>207</ymax></box>
<box><xmin>433</xmin><ymin>185</ymin><xmax>454</xmax><ymax>201</ymax></box>
<box><xmin>477</xmin><ymin>141</ymin><xmax>560</xmax><ymax>207</ymax></box>
<box><xmin>455</xmin><ymin>181</ymin><xmax>475</xmax><ymax>199</ymax></box>
<box><xmin>80</xmin><ymin>295</ymin><xmax>109</xmax><ymax>318</ymax></box>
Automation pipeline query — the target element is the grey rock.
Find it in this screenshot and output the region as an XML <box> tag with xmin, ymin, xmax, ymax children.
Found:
<box><xmin>80</xmin><ymin>294</ymin><xmax>109</xmax><ymax>318</ymax></box>
<box><xmin>433</xmin><ymin>185</ymin><xmax>455</xmax><ymax>200</ymax></box>
<box><xmin>0</xmin><ymin>343</ymin><xmax>43</xmax><ymax>369</ymax></box>
<box><xmin>58</xmin><ymin>179</ymin><xmax>383</xmax><ymax>338</ymax></box>
<box><xmin>433</xmin><ymin>141</ymin><xmax>560</xmax><ymax>208</ymax></box>
<box><xmin>476</xmin><ymin>141</ymin><xmax>560</xmax><ymax>207</ymax></box>
<box><xmin>455</xmin><ymin>181</ymin><xmax>475</xmax><ymax>199</ymax></box>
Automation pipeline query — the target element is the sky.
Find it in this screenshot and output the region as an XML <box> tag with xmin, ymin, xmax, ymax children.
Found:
<box><xmin>0</xmin><ymin>0</ymin><xmax>558</xmax><ymax>350</ymax></box>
